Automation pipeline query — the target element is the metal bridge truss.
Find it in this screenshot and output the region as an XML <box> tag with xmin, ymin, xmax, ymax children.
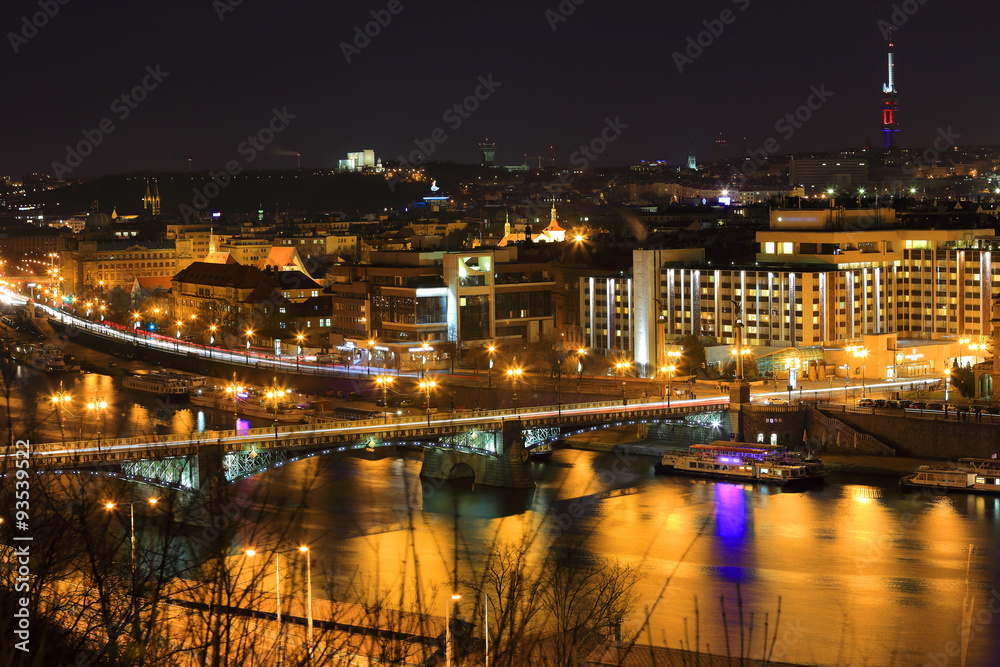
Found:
<box><xmin>122</xmin><ymin>456</ymin><xmax>196</xmax><ymax>490</ymax></box>
<box><xmin>530</xmin><ymin>412</ymin><xmax>728</xmax><ymax>448</ymax></box>
<box><xmin>223</xmin><ymin>448</ymin><xmax>289</xmax><ymax>483</ymax></box>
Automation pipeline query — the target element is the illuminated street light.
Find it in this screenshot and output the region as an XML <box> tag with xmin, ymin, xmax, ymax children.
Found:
<box><xmin>419</xmin><ymin>379</ymin><xmax>436</xmax><ymax>426</ymax></box>
<box><xmin>447</xmin><ymin>593</ymin><xmax>462</xmax><ymax>667</ymax></box>
<box><xmin>507</xmin><ymin>367</ymin><xmax>523</xmax><ymax>412</ymax></box>
<box><xmin>487</xmin><ymin>344</ymin><xmax>496</xmax><ymax>387</ymax></box>
<box><xmin>375</xmin><ymin>374</ymin><xmax>394</xmax><ymax>425</ymax></box>
<box><xmin>851</xmin><ymin>347</ymin><xmax>869</xmax><ymax>399</ymax></box>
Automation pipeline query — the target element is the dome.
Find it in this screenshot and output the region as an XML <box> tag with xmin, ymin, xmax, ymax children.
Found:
<box><xmin>85</xmin><ymin>212</ymin><xmax>112</xmax><ymax>232</ymax></box>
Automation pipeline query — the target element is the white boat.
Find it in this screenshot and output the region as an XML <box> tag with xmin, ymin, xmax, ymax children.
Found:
<box><xmin>654</xmin><ymin>442</ymin><xmax>828</xmax><ymax>486</ymax></box>
<box><xmin>16</xmin><ymin>343</ymin><xmax>65</xmax><ymax>372</ymax></box>
<box><xmin>189</xmin><ymin>386</ymin><xmax>313</xmax><ymax>423</ymax></box>
<box><xmin>122</xmin><ymin>370</ymin><xmax>189</xmax><ymax>396</ymax></box>
<box><xmin>900</xmin><ymin>459</ymin><xmax>1000</xmax><ymax>494</ymax></box>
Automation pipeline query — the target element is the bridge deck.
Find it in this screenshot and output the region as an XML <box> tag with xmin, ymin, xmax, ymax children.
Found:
<box><xmin>15</xmin><ymin>398</ymin><xmax>730</xmax><ymax>467</ymax></box>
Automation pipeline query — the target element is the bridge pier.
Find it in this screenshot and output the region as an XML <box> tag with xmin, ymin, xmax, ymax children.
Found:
<box><xmin>420</xmin><ymin>419</ymin><xmax>535</xmax><ymax>489</ymax></box>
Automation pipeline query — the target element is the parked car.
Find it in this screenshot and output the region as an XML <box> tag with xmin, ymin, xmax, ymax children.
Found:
<box><xmin>927</xmin><ymin>403</ymin><xmax>943</xmax><ymax>411</ymax></box>
<box><xmin>910</xmin><ymin>401</ymin><xmax>926</xmax><ymax>410</ymax></box>
<box><xmin>955</xmin><ymin>405</ymin><xmax>971</xmax><ymax>413</ymax></box>
<box><xmin>766</xmin><ymin>398</ymin><xmax>788</xmax><ymax>405</ymax></box>
<box><xmin>873</xmin><ymin>399</ymin><xmax>887</xmax><ymax>408</ymax></box>
<box><xmin>897</xmin><ymin>399</ymin><xmax>912</xmax><ymax>408</ymax></box>
<box><xmin>886</xmin><ymin>400</ymin><xmax>898</xmax><ymax>409</ymax></box>
<box><xmin>858</xmin><ymin>398</ymin><xmax>875</xmax><ymax>407</ymax></box>
<box><xmin>397</xmin><ymin>399</ymin><xmax>415</xmax><ymax>408</ymax></box>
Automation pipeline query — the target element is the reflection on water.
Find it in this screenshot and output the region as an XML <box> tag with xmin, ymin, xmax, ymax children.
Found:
<box><xmin>10</xmin><ymin>371</ymin><xmax>1000</xmax><ymax>666</ymax></box>
<box><xmin>230</xmin><ymin>448</ymin><xmax>1000</xmax><ymax>667</ymax></box>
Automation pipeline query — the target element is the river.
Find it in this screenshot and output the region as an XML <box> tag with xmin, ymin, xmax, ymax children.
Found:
<box><xmin>12</xmin><ymin>369</ymin><xmax>1000</xmax><ymax>666</ymax></box>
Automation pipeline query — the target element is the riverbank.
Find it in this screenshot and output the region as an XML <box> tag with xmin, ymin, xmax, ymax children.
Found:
<box><xmin>562</xmin><ymin>427</ymin><xmax>942</xmax><ymax>478</ymax></box>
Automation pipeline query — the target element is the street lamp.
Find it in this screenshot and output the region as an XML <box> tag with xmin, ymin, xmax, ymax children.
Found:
<box><xmin>245</xmin><ymin>328</ymin><xmax>254</xmax><ymax>362</ymax></box>
<box><xmin>851</xmin><ymin>347</ymin><xmax>869</xmax><ymax>399</ymax></box>
<box><xmin>296</xmin><ymin>333</ymin><xmax>305</xmax><ymax>371</ymax></box>
<box><xmin>487</xmin><ymin>344</ymin><xmax>496</xmax><ymax>387</ymax></box>
<box><xmin>420</xmin><ymin>379</ymin><xmax>436</xmax><ymax>426</ymax></box>
<box><xmin>266</xmin><ymin>378</ymin><xmax>284</xmax><ymax>438</ymax></box>
<box><xmin>375</xmin><ymin>374</ymin><xmax>393</xmax><ymax>424</ymax></box>
<box><xmin>446</xmin><ymin>593</ymin><xmax>462</xmax><ymax>667</ymax></box>
<box><xmin>421</xmin><ymin>341</ymin><xmax>432</xmax><ymax>378</ymax></box>
<box><xmin>300</xmin><ymin>545</ymin><xmax>313</xmax><ymax>660</ymax></box>
<box><xmin>576</xmin><ymin>348</ymin><xmax>587</xmax><ymax>390</ymax></box>
<box><xmin>507</xmin><ymin>367</ymin><xmax>522</xmax><ymax>412</ymax></box>
<box><xmin>246</xmin><ymin>549</ymin><xmax>285</xmax><ymax>666</ymax></box>
<box><xmin>51</xmin><ymin>381</ymin><xmax>71</xmax><ymax>439</ymax></box>
<box><xmin>104</xmin><ymin>498</ymin><xmax>159</xmax><ymax>575</ymax></box>
<box><xmin>87</xmin><ymin>395</ymin><xmax>108</xmax><ymax>455</ymax></box>
<box><xmin>367</xmin><ymin>337</ymin><xmax>375</xmax><ymax>376</ymax></box>
<box><xmin>616</xmin><ymin>359</ymin><xmax>630</xmax><ymax>405</ymax></box>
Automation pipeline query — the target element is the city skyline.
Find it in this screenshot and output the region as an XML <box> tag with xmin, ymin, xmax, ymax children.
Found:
<box><xmin>2</xmin><ymin>0</ymin><xmax>999</xmax><ymax>179</ymax></box>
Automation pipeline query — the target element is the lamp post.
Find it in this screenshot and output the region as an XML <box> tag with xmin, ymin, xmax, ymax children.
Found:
<box><xmin>616</xmin><ymin>359</ymin><xmax>630</xmax><ymax>406</ymax></box>
<box><xmin>209</xmin><ymin>324</ymin><xmax>217</xmax><ymax>359</ymax></box>
<box><xmin>87</xmin><ymin>395</ymin><xmax>108</xmax><ymax>455</ymax></box>
<box><xmin>852</xmin><ymin>347</ymin><xmax>869</xmax><ymax>399</ymax></box>
<box><xmin>507</xmin><ymin>367</ymin><xmax>522</xmax><ymax>412</ymax></box>
<box><xmin>175</xmin><ymin>320</ymin><xmax>183</xmax><ymax>352</ymax></box>
<box><xmin>576</xmin><ymin>348</ymin><xmax>586</xmax><ymax>390</ymax></box>
<box><xmin>420</xmin><ymin>379</ymin><xmax>436</xmax><ymax>426</ymax></box>
<box><xmin>266</xmin><ymin>378</ymin><xmax>284</xmax><ymax>439</ymax></box>
<box><xmin>51</xmin><ymin>381</ymin><xmax>71</xmax><ymax>440</ymax></box>
<box><xmin>487</xmin><ymin>344</ymin><xmax>496</xmax><ymax>387</ymax></box>
<box><xmin>246</xmin><ymin>549</ymin><xmax>285</xmax><ymax>666</ymax></box>
<box><xmin>376</xmin><ymin>374</ymin><xmax>393</xmax><ymax>425</ymax></box>
<box><xmin>296</xmin><ymin>333</ymin><xmax>304</xmax><ymax>372</ymax></box>
<box><xmin>226</xmin><ymin>374</ymin><xmax>243</xmax><ymax>426</ymax></box>
<box><xmin>104</xmin><ymin>498</ymin><xmax>159</xmax><ymax>575</ymax></box>
<box><xmin>446</xmin><ymin>593</ymin><xmax>462</xmax><ymax>667</ymax></box>
<box><xmin>245</xmin><ymin>328</ymin><xmax>254</xmax><ymax>363</ymax></box>
<box><xmin>300</xmin><ymin>545</ymin><xmax>313</xmax><ymax>662</ymax></box>
<box><xmin>367</xmin><ymin>337</ymin><xmax>375</xmax><ymax>376</ymax></box>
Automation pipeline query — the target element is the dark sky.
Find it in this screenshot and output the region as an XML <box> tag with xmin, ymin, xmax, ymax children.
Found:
<box><xmin>2</xmin><ymin>0</ymin><xmax>998</xmax><ymax>179</ymax></box>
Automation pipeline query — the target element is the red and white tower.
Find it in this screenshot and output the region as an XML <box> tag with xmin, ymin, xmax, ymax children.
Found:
<box><xmin>881</xmin><ymin>31</ymin><xmax>899</xmax><ymax>149</ymax></box>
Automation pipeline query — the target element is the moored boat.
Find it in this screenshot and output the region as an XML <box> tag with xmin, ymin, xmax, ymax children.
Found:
<box><xmin>654</xmin><ymin>442</ymin><xmax>828</xmax><ymax>486</ymax></box>
<box><xmin>189</xmin><ymin>385</ymin><xmax>313</xmax><ymax>423</ymax></box>
<box><xmin>122</xmin><ymin>370</ymin><xmax>189</xmax><ymax>396</ymax></box>
<box><xmin>529</xmin><ymin>442</ymin><xmax>555</xmax><ymax>461</ymax></box>
<box><xmin>900</xmin><ymin>458</ymin><xmax>1000</xmax><ymax>494</ymax></box>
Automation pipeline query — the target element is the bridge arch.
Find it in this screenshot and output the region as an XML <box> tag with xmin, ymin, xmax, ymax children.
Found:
<box><xmin>448</xmin><ymin>462</ymin><xmax>476</xmax><ymax>479</ymax></box>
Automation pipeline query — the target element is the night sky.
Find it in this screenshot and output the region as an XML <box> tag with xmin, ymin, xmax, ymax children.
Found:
<box><xmin>2</xmin><ymin>0</ymin><xmax>998</xmax><ymax>179</ymax></box>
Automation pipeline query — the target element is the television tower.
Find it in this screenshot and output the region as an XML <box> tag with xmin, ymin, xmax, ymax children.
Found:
<box><xmin>881</xmin><ymin>30</ymin><xmax>899</xmax><ymax>149</ymax></box>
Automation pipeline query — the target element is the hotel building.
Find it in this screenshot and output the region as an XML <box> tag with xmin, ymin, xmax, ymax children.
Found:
<box><xmin>593</xmin><ymin>208</ymin><xmax>994</xmax><ymax>377</ymax></box>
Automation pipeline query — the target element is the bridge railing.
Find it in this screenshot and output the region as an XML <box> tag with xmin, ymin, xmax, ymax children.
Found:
<box><xmin>23</xmin><ymin>389</ymin><xmax>729</xmax><ymax>457</ymax></box>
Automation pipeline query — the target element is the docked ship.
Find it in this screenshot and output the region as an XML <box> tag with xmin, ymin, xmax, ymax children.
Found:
<box><xmin>900</xmin><ymin>458</ymin><xmax>1000</xmax><ymax>494</ymax></box>
<box><xmin>122</xmin><ymin>370</ymin><xmax>191</xmax><ymax>397</ymax></box>
<box><xmin>189</xmin><ymin>385</ymin><xmax>313</xmax><ymax>423</ymax></box>
<box><xmin>14</xmin><ymin>343</ymin><xmax>67</xmax><ymax>373</ymax></box>
<box><xmin>654</xmin><ymin>441</ymin><xmax>828</xmax><ymax>486</ymax></box>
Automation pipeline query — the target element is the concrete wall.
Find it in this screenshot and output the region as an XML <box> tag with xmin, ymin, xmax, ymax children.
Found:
<box><xmin>827</xmin><ymin>410</ymin><xmax>1000</xmax><ymax>459</ymax></box>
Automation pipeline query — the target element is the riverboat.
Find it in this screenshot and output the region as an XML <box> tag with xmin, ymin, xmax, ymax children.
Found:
<box><xmin>16</xmin><ymin>343</ymin><xmax>66</xmax><ymax>373</ymax></box>
<box><xmin>654</xmin><ymin>442</ymin><xmax>828</xmax><ymax>486</ymax></box>
<box><xmin>189</xmin><ymin>385</ymin><xmax>313</xmax><ymax>423</ymax></box>
<box><xmin>528</xmin><ymin>442</ymin><xmax>555</xmax><ymax>461</ymax></box>
<box><xmin>122</xmin><ymin>370</ymin><xmax>190</xmax><ymax>396</ymax></box>
<box><xmin>900</xmin><ymin>458</ymin><xmax>1000</xmax><ymax>494</ymax></box>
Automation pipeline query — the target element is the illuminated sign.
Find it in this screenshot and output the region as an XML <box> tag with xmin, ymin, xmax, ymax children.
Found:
<box><xmin>718</xmin><ymin>196</ymin><xmax>732</xmax><ymax>206</ymax></box>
